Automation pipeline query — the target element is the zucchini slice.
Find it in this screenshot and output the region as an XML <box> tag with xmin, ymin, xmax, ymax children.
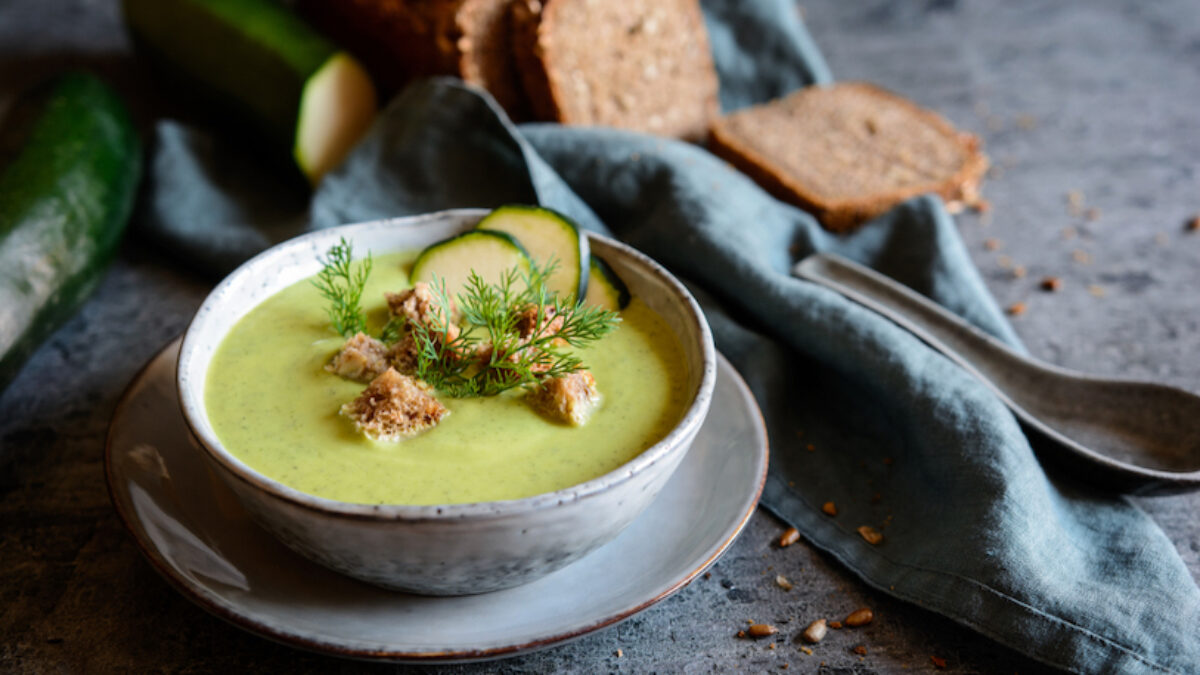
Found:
<box><xmin>410</xmin><ymin>231</ymin><xmax>531</xmax><ymax>302</ymax></box>
<box><xmin>475</xmin><ymin>205</ymin><xmax>588</xmax><ymax>303</ymax></box>
<box><xmin>584</xmin><ymin>255</ymin><xmax>632</xmax><ymax>311</ymax></box>
<box><xmin>122</xmin><ymin>0</ymin><xmax>377</xmax><ymax>184</ymax></box>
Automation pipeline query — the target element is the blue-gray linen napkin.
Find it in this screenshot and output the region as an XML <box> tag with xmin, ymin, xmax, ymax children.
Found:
<box><xmin>137</xmin><ymin>1</ymin><xmax>1200</xmax><ymax>672</ymax></box>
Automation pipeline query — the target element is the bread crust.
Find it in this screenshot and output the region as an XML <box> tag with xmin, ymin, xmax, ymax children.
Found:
<box><xmin>709</xmin><ymin>82</ymin><xmax>989</xmax><ymax>231</ymax></box>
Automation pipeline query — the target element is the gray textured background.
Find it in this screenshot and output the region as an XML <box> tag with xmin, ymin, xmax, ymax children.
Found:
<box><xmin>2</xmin><ymin>0</ymin><xmax>1198</xmax><ymax>672</ymax></box>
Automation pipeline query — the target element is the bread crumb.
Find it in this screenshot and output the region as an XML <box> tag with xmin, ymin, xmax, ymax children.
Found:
<box><xmin>775</xmin><ymin>575</ymin><xmax>794</xmax><ymax>591</ymax></box>
<box><xmin>800</xmin><ymin>646</ymin><xmax>813</xmax><ymax>656</ymax></box>
<box><xmin>615</xmin><ymin>649</ymin><xmax>623</xmax><ymax>658</ymax></box>
<box><xmin>931</xmin><ymin>655</ymin><xmax>948</xmax><ymax>668</ymax></box>
<box><xmin>1066</xmin><ymin>190</ymin><xmax>1084</xmax><ymax>216</ymax></box>
<box><xmin>822</xmin><ymin>501</ymin><xmax>838</xmax><ymax>517</ymax></box>
<box><xmin>1040</xmin><ymin>277</ymin><xmax>1062</xmax><ymax>292</ymax></box>
<box><xmin>747</xmin><ymin>623</ymin><xmax>779</xmax><ymax>638</ymax></box>
<box><xmin>1012</xmin><ymin>265</ymin><xmax>1026</xmax><ymax>279</ymax></box>
<box><xmin>1187</xmin><ymin>215</ymin><xmax>1200</xmax><ymax>232</ymax></box>
<box><xmin>527</xmin><ymin>371</ymin><xmax>601</xmax><ymax>426</ymax></box>
<box><xmin>1006</xmin><ymin>302</ymin><xmax>1027</xmax><ymax>317</ymax></box>
<box><xmin>1089</xmin><ymin>284</ymin><xmax>1106</xmax><ymax>298</ymax></box>
<box><xmin>845</xmin><ymin>607</ymin><xmax>875</xmax><ymax>627</ymax></box>
<box><xmin>1072</xmin><ymin>249</ymin><xmax>1092</xmax><ymax>264</ymax></box>
<box><xmin>857</xmin><ymin>525</ymin><xmax>883</xmax><ymax>545</ymax></box>
<box><xmin>1085</xmin><ymin>207</ymin><xmax>1101</xmax><ymax>221</ymax></box>
<box><xmin>828</xmin><ymin>621</ymin><xmax>843</xmax><ymax>629</ymax></box>
<box><xmin>853</xmin><ymin>645</ymin><xmax>868</xmax><ymax>655</ymax></box>
<box><xmin>779</xmin><ymin>527</ymin><xmax>800</xmax><ymax>548</ymax></box>
<box><xmin>983</xmin><ymin>238</ymin><xmax>1002</xmax><ymax>251</ymax></box>
<box><xmin>1062</xmin><ymin>226</ymin><xmax>1077</xmax><ymax>240</ymax></box>
<box><xmin>326</xmin><ymin>332</ymin><xmax>389</xmax><ymax>382</ymax></box>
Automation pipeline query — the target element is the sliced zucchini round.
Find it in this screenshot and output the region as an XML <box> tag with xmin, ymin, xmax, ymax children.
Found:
<box><xmin>585</xmin><ymin>255</ymin><xmax>631</xmax><ymax>311</ymax></box>
<box><xmin>410</xmin><ymin>230</ymin><xmax>531</xmax><ymax>301</ymax></box>
<box><xmin>475</xmin><ymin>205</ymin><xmax>588</xmax><ymax>303</ymax></box>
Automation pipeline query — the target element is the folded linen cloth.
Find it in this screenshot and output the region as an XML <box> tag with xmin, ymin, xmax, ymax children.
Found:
<box><xmin>137</xmin><ymin>1</ymin><xmax>1200</xmax><ymax>672</ymax></box>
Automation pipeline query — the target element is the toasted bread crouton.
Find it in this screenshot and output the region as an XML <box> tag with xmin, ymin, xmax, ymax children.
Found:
<box><xmin>385</xmin><ymin>281</ymin><xmax>459</xmax><ymax>329</ymax></box>
<box><xmin>387</xmin><ymin>334</ymin><xmax>420</xmax><ymax>376</ymax></box>
<box><xmin>514</xmin><ymin>304</ymin><xmax>565</xmax><ymax>341</ymax></box>
<box><xmin>325</xmin><ymin>332</ymin><xmax>390</xmax><ymax>382</ymax></box>
<box><xmin>527</xmin><ymin>370</ymin><xmax>600</xmax><ymax>426</ymax></box>
<box><xmin>708</xmin><ymin>82</ymin><xmax>989</xmax><ymax>231</ymax></box>
<box><xmin>340</xmin><ymin>368</ymin><xmax>449</xmax><ymax>441</ymax></box>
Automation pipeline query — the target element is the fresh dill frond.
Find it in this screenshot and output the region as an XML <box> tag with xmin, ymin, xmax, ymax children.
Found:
<box><xmin>412</xmin><ymin>260</ymin><xmax>620</xmax><ymax>398</ymax></box>
<box><xmin>379</xmin><ymin>316</ymin><xmax>406</xmax><ymax>345</ymax></box>
<box><xmin>312</xmin><ymin>237</ymin><xmax>372</xmax><ymax>338</ymax></box>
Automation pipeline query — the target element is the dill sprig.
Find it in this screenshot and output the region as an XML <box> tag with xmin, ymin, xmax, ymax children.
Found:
<box><xmin>414</xmin><ymin>260</ymin><xmax>620</xmax><ymax>397</ymax></box>
<box><xmin>313</xmin><ymin>237</ymin><xmax>371</xmax><ymax>337</ymax></box>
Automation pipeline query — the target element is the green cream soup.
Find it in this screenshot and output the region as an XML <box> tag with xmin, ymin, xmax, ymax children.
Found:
<box><xmin>205</xmin><ymin>252</ymin><xmax>689</xmax><ymax>505</ymax></box>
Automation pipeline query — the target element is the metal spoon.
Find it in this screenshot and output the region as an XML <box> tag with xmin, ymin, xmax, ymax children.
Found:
<box><xmin>794</xmin><ymin>253</ymin><xmax>1200</xmax><ymax>495</ymax></box>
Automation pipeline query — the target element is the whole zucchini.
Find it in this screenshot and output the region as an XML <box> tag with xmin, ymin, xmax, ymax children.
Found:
<box><xmin>0</xmin><ymin>73</ymin><xmax>142</xmax><ymax>391</ymax></box>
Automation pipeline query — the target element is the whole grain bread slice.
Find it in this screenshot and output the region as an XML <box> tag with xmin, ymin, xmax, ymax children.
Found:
<box><xmin>511</xmin><ymin>0</ymin><xmax>719</xmax><ymax>141</ymax></box>
<box><xmin>296</xmin><ymin>0</ymin><xmax>528</xmax><ymax>119</ymax></box>
<box><xmin>709</xmin><ymin>82</ymin><xmax>989</xmax><ymax>231</ymax></box>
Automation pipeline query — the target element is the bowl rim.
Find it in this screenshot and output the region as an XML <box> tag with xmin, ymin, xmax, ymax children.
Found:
<box><xmin>176</xmin><ymin>209</ymin><xmax>716</xmax><ymax>522</ymax></box>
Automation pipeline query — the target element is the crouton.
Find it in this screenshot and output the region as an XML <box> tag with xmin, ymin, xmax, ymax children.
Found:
<box><xmin>340</xmin><ymin>368</ymin><xmax>449</xmax><ymax>441</ymax></box>
<box><xmin>325</xmin><ymin>332</ymin><xmax>390</xmax><ymax>382</ymax></box>
<box><xmin>385</xmin><ymin>281</ymin><xmax>459</xmax><ymax>328</ymax></box>
<box><xmin>514</xmin><ymin>304</ymin><xmax>565</xmax><ymax>341</ymax></box>
<box><xmin>527</xmin><ymin>370</ymin><xmax>600</xmax><ymax>426</ymax></box>
<box><xmin>387</xmin><ymin>334</ymin><xmax>421</xmax><ymax>376</ymax></box>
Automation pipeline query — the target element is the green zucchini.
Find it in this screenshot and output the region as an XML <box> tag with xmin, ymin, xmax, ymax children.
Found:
<box><xmin>410</xmin><ymin>231</ymin><xmax>531</xmax><ymax>302</ymax></box>
<box><xmin>475</xmin><ymin>205</ymin><xmax>589</xmax><ymax>303</ymax></box>
<box><xmin>122</xmin><ymin>0</ymin><xmax>377</xmax><ymax>184</ymax></box>
<box><xmin>0</xmin><ymin>73</ymin><xmax>142</xmax><ymax>391</ymax></box>
<box><xmin>584</xmin><ymin>255</ymin><xmax>631</xmax><ymax>311</ymax></box>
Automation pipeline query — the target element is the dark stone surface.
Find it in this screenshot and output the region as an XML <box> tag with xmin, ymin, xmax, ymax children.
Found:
<box><xmin>1</xmin><ymin>0</ymin><xmax>1198</xmax><ymax>672</ymax></box>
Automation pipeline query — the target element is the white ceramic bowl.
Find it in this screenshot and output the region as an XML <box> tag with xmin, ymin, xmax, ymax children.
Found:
<box><xmin>177</xmin><ymin>209</ymin><xmax>716</xmax><ymax>595</ymax></box>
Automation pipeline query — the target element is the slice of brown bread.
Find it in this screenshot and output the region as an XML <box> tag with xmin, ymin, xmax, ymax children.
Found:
<box><xmin>511</xmin><ymin>0</ymin><xmax>719</xmax><ymax>141</ymax></box>
<box><xmin>296</xmin><ymin>0</ymin><xmax>528</xmax><ymax>119</ymax></box>
<box><xmin>708</xmin><ymin>82</ymin><xmax>989</xmax><ymax>231</ymax></box>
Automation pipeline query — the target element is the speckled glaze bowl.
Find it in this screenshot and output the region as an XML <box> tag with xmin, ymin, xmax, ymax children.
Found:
<box><xmin>177</xmin><ymin>209</ymin><xmax>716</xmax><ymax>595</ymax></box>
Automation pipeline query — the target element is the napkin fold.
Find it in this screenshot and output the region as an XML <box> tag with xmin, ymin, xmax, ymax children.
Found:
<box><xmin>138</xmin><ymin>1</ymin><xmax>1200</xmax><ymax>672</ymax></box>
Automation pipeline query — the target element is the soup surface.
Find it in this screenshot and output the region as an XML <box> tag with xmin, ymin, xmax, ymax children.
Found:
<box><xmin>205</xmin><ymin>252</ymin><xmax>689</xmax><ymax>505</ymax></box>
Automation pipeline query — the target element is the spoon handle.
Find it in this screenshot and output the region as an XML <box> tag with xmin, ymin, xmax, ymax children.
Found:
<box><xmin>792</xmin><ymin>254</ymin><xmax>1035</xmax><ymax>408</ymax></box>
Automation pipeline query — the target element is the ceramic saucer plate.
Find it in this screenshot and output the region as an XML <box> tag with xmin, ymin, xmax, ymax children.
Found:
<box><xmin>106</xmin><ymin>338</ymin><xmax>768</xmax><ymax>663</ymax></box>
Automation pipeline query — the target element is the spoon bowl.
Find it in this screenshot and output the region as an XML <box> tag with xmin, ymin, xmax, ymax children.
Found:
<box><xmin>794</xmin><ymin>253</ymin><xmax>1200</xmax><ymax>495</ymax></box>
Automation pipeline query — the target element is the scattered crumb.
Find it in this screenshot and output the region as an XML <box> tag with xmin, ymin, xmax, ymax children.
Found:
<box><xmin>806</xmin><ymin>443</ymin><xmax>815</xmax><ymax>452</ymax></box>
<box><xmin>1006</xmin><ymin>302</ymin><xmax>1027</xmax><ymax>317</ymax></box>
<box><xmin>747</xmin><ymin>624</ymin><xmax>779</xmax><ymax>638</ymax></box>
<box><xmin>857</xmin><ymin>526</ymin><xmax>884</xmax><ymax>545</ymax></box>
<box><xmin>1066</xmin><ymin>190</ymin><xmax>1084</xmax><ymax>216</ymax></box>
<box><xmin>615</xmin><ymin>648</ymin><xmax>623</xmax><ymax>658</ymax></box>
<box><xmin>1040</xmin><ymin>277</ymin><xmax>1062</xmax><ymax>292</ymax></box>
<box><xmin>704</xmin><ymin>572</ymin><xmax>712</xmax><ymax>580</ymax></box>
<box><xmin>736</xmin><ymin>630</ymin><xmax>746</xmax><ymax>638</ymax></box>
<box><xmin>845</xmin><ymin>607</ymin><xmax>875</xmax><ymax>627</ymax></box>
<box><xmin>1187</xmin><ymin>215</ymin><xmax>1200</xmax><ymax>232</ymax></box>
<box><xmin>1155</xmin><ymin>232</ymin><xmax>1170</xmax><ymax>246</ymax></box>
<box><xmin>983</xmin><ymin>238</ymin><xmax>1002</xmax><ymax>251</ymax></box>
<box><xmin>828</xmin><ymin>621</ymin><xmax>843</xmax><ymax>629</ymax></box>
<box><xmin>1072</xmin><ymin>249</ymin><xmax>1092</xmax><ymax>264</ymax></box>
<box><xmin>779</xmin><ymin>527</ymin><xmax>800</xmax><ymax>548</ymax></box>
<box><xmin>768</xmin><ymin>642</ymin><xmax>777</xmax><ymax>650</ymax></box>
<box><xmin>802</xmin><ymin>619</ymin><xmax>828</xmax><ymax>644</ymax></box>
<box><xmin>782</xmin><ymin>664</ymin><xmax>789</xmax><ymax>670</ymax></box>
<box><xmin>853</xmin><ymin>645</ymin><xmax>868</xmax><ymax>656</ymax></box>
<box><xmin>776</xmin><ymin>575</ymin><xmax>794</xmax><ymax>591</ymax></box>
<box><xmin>1062</xmin><ymin>226</ymin><xmax>1077</xmax><ymax>240</ymax></box>
<box><xmin>800</xmin><ymin>646</ymin><xmax>813</xmax><ymax>656</ymax></box>
<box><xmin>1012</xmin><ymin>265</ymin><xmax>1027</xmax><ymax>279</ymax></box>
<box><xmin>931</xmin><ymin>655</ymin><xmax>948</xmax><ymax>668</ymax></box>
<box><xmin>997</xmin><ymin>255</ymin><xmax>1014</xmax><ymax>269</ymax></box>
<box><xmin>1089</xmin><ymin>284</ymin><xmax>1106</xmax><ymax>298</ymax></box>
<box><xmin>788</xmin><ymin>481</ymin><xmax>795</xmax><ymax>487</ymax></box>
<box><xmin>822</xmin><ymin>501</ymin><xmax>838</xmax><ymax>517</ymax></box>
<box><xmin>1085</xmin><ymin>207</ymin><xmax>1101</xmax><ymax>221</ymax></box>
<box><xmin>1016</xmin><ymin>114</ymin><xmax>1037</xmax><ymax>130</ymax></box>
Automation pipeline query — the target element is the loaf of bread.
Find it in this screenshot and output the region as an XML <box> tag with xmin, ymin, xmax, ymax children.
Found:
<box><xmin>709</xmin><ymin>82</ymin><xmax>989</xmax><ymax>231</ymax></box>
<box><xmin>295</xmin><ymin>0</ymin><xmax>527</xmax><ymax>118</ymax></box>
<box><xmin>511</xmin><ymin>0</ymin><xmax>720</xmax><ymax>141</ymax></box>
